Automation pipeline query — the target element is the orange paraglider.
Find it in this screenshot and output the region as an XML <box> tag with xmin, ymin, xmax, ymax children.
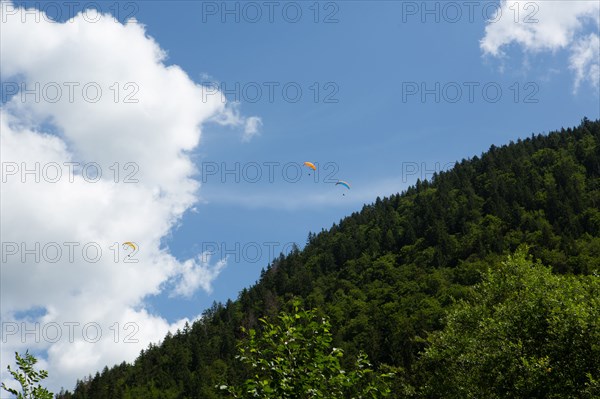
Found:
<box><xmin>304</xmin><ymin>161</ymin><xmax>316</xmax><ymax>176</ymax></box>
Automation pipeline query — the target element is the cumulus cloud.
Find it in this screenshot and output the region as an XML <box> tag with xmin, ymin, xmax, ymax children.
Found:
<box><xmin>171</xmin><ymin>253</ymin><xmax>228</xmax><ymax>298</ymax></box>
<box><xmin>0</xmin><ymin>1</ymin><xmax>248</xmax><ymax>392</ymax></box>
<box><xmin>569</xmin><ymin>33</ymin><xmax>600</xmax><ymax>92</ymax></box>
<box><xmin>209</xmin><ymin>101</ymin><xmax>263</xmax><ymax>142</ymax></box>
<box><xmin>480</xmin><ymin>0</ymin><xmax>600</xmax><ymax>91</ymax></box>
<box><xmin>243</xmin><ymin>116</ymin><xmax>263</xmax><ymax>142</ymax></box>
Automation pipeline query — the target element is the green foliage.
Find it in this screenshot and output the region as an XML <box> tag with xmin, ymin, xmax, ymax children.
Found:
<box><xmin>1</xmin><ymin>351</ymin><xmax>54</xmax><ymax>399</ymax></box>
<box><xmin>221</xmin><ymin>302</ymin><xmax>395</xmax><ymax>398</ymax></box>
<box><xmin>419</xmin><ymin>247</ymin><xmax>600</xmax><ymax>398</ymax></box>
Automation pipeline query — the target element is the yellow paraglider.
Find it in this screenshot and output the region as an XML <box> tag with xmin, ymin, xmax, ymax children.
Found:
<box><xmin>122</xmin><ymin>242</ymin><xmax>138</xmax><ymax>258</ymax></box>
<box><xmin>123</xmin><ymin>241</ymin><xmax>137</xmax><ymax>251</ymax></box>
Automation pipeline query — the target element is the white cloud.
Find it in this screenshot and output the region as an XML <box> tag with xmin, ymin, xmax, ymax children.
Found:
<box><xmin>209</xmin><ymin>101</ymin><xmax>263</xmax><ymax>142</ymax></box>
<box><xmin>200</xmin><ymin>176</ymin><xmax>412</xmax><ymax>211</ymax></box>
<box><xmin>480</xmin><ymin>0</ymin><xmax>600</xmax><ymax>91</ymax></box>
<box><xmin>569</xmin><ymin>33</ymin><xmax>600</xmax><ymax>92</ymax></box>
<box><xmin>0</xmin><ymin>1</ymin><xmax>246</xmax><ymax>392</ymax></box>
<box><xmin>171</xmin><ymin>253</ymin><xmax>228</xmax><ymax>298</ymax></box>
<box><xmin>243</xmin><ymin>116</ymin><xmax>263</xmax><ymax>142</ymax></box>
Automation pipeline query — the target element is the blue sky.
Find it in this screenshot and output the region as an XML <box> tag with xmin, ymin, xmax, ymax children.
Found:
<box><xmin>131</xmin><ymin>1</ymin><xmax>600</xmax><ymax>320</ymax></box>
<box><xmin>2</xmin><ymin>0</ymin><xmax>599</xmax><ymax>391</ymax></box>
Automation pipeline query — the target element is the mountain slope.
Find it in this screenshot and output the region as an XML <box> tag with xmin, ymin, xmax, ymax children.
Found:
<box><xmin>57</xmin><ymin>118</ymin><xmax>600</xmax><ymax>399</ymax></box>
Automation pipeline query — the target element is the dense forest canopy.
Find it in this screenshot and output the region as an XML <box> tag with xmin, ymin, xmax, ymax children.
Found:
<box><xmin>56</xmin><ymin>119</ymin><xmax>600</xmax><ymax>398</ymax></box>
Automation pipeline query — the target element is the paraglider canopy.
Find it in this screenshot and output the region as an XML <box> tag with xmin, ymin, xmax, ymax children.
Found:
<box><xmin>303</xmin><ymin>161</ymin><xmax>316</xmax><ymax>171</ymax></box>
<box><xmin>304</xmin><ymin>161</ymin><xmax>316</xmax><ymax>176</ymax></box>
<box><xmin>123</xmin><ymin>242</ymin><xmax>137</xmax><ymax>251</ymax></box>
<box><xmin>335</xmin><ymin>180</ymin><xmax>350</xmax><ymax>190</ymax></box>
<box><xmin>336</xmin><ymin>180</ymin><xmax>350</xmax><ymax>196</ymax></box>
<box><xmin>123</xmin><ymin>242</ymin><xmax>137</xmax><ymax>258</ymax></box>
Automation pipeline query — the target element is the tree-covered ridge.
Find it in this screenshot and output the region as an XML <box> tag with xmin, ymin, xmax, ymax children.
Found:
<box><xmin>57</xmin><ymin>118</ymin><xmax>600</xmax><ymax>398</ymax></box>
<box><xmin>419</xmin><ymin>247</ymin><xmax>599</xmax><ymax>398</ymax></box>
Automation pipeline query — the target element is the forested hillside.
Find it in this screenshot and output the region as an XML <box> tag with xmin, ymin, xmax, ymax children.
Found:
<box><xmin>57</xmin><ymin>118</ymin><xmax>600</xmax><ymax>398</ymax></box>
